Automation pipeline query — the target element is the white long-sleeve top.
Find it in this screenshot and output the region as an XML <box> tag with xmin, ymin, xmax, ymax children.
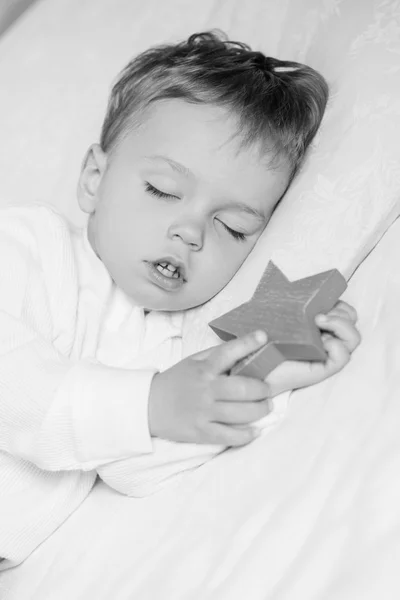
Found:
<box><xmin>0</xmin><ymin>204</ymin><xmax>187</xmax><ymax>569</ymax></box>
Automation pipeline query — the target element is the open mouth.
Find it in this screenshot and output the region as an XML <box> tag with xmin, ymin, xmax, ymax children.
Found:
<box><xmin>155</xmin><ymin>262</ymin><xmax>181</xmax><ymax>279</ymax></box>
<box><xmin>145</xmin><ymin>257</ymin><xmax>187</xmax><ymax>291</ymax></box>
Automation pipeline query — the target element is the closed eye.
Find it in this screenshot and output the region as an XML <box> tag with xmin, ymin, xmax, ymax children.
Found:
<box><xmin>145</xmin><ymin>182</ymin><xmax>178</xmax><ymax>200</ymax></box>
<box><xmin>219</xmin><ymin>221</ymin><xmax>247</xmax><ymax>242</ymax></box>
<box><xmin>145</xmin><ymin>183</ymin><xmax>248</xmax><ymax>242</ymax></box>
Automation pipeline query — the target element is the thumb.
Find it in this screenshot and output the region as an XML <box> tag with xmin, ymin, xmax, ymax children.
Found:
<box><xmin>206</xmin><ymin>330</ymin><xmax>267</xmax><ymax>375</ymax></box>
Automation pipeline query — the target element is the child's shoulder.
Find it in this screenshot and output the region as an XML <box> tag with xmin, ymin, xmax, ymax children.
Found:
<box><xmin>0</xmin><ymin>202</ymin><xmax>68</xmax><ymax>229</ymax></box>
<box><xmin>0</xmin><ymin>203</ymin><xmax>74</xmax><ymax>265</ymax></box>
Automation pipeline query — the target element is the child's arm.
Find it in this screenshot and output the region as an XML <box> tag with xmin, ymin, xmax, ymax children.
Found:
<box><xmin>97</xmin><ymin>331</ymin><xmax>271</xmax><ymax>496</ymax></box>
<box><xmin>0</xmin><ymin>230</ymin><xmax>158</xmax><ymax>472</ymax></box>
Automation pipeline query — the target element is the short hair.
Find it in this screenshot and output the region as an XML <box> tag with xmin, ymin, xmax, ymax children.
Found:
<box><xmin>100</xmin><ymin>31</ymin><xmax>329</xmax><ymax>180</ymax></box>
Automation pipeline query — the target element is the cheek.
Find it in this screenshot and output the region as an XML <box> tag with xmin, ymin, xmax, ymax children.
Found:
<box><xmin>197</xmin><ymin>243</ymin><xmax>249</xmax><ymax>291</ymax></box>
<box><xmin>100</xmin><ymin>165</ymin><xmax>147</xmax><ymax>214</ymax></box>
<box><xmin>98</xmin><ymin>179</ymin><xmax>148</xmax><ymax>234</ymax></box>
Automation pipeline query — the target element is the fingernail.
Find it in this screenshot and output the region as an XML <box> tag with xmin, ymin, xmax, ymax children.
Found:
<box><xmin>317</xmin><ymin>314</ymin><xmax>327</xmax><ymax>323</ymax></box>
<box><xmin>255</xmin><ymin>330</ymin><xmax>267</xmax><ymax>344</ymax></box>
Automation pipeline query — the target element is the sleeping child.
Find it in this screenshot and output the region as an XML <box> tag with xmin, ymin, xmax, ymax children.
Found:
<box><xmin>0</xmin><ymin>31</ymin><xmax>360</xmax><ymax>569</ymax></box>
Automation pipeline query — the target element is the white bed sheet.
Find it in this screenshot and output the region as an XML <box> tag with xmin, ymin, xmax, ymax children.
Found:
<box><xmin>1</xmin><ymin>215</ymin><xmax>400</xmax><ymax>599</ymax></box>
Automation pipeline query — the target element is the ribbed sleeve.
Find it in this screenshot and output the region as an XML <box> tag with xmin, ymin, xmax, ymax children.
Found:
<box><xmin>0</xmin><ymin>209</ymin><xmax>155</xmax><ymax>471</ymax></box>
<box><xmin>0</xmin><ymin>333</ymin><xmax>156</xmax><ymax>470</ymax></box>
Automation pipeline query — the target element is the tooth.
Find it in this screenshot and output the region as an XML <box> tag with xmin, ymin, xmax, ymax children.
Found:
<box><xmin>156</xmin><ymin>264</ymin><xmax>173</xmax><ymax>277</ymax></box>
<box><xmin>155</xmin><ymin>263</ymin><xmax>182</xmax><ymax>279</ymax></box>
<box><xmin>157</xmin><ymin>262</ymin><xmax>178</xmax><ymax>271</ymax></box>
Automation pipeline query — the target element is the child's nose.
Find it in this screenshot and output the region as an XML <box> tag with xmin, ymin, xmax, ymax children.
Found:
<box><xmin>167</xmin><ymin>218</ymin><xmax>204</xmax><ymax>250</ymax></box>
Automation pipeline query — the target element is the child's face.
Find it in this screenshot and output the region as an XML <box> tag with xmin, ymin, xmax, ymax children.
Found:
<box><xmin>78</xmin><ymin>100</ymin><xmax>290</xmax><ymax>311</ymax></box>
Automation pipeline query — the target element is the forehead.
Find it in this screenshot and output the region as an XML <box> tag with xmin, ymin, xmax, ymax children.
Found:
<box><xmin>117</xmin><ymin>99</ymin><xmax>289</xmax><ymax>203</ymax></box>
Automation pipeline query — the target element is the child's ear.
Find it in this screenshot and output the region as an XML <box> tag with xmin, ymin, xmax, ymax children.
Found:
<box><xmin>77</xmin><ymin>143</ymin><xmax>108</xmax><ymax>214</ymax></box>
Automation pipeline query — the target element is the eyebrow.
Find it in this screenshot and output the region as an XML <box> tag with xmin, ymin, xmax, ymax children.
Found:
<box><xmin>144</xmin><ymin>155</ymin><xmax>192</xmax><ymax>177</ymax></box>
<box><xmin>228</xmin><ymin>202</ymin><xmax>266</xmax><ymax>222</ymax></box>
<box><xmin>144</xmin><ymin>154</ymin><xmax>266</xmax><ymax>222</ymax></box>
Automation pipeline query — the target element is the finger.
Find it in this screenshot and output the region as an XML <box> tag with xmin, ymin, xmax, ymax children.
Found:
<box><xmin>316</xmin><ymin>312</ymin><xmax>353</xmax><ymax>331</ymax></box>
<box><xmin>208</xmin><ymin>423</ymin><xmax>260</xmax><ymax>447</ymax></box>
<box><xmin>317</xmin><ymin>309</ymin><xmax>350</xmax><ymax>323</ymax></box>
<box><xmin>322</xmin><ymin>334</ymin><xmax>350</xmax><ymax>373</ymax></box>
<box><xmin>213</xmin><ymin>399</ymin><xmax>271</xmax><ymax>425</ymax></box>
<box><xmin>319</xmin><ymin>318</ymin><xmax>361</xmax><ymax>352</ymax></box>
<box><xmin>207</xmin><ymin>330</ymin><xmax>267</xmax><ymax>375</ymax></box>
<box><xmin>336</xmin><ymin>301</ymin><xmax>358</xmax><ymax>322</ymax></box>
<box><xmin>213</xmin><ymin>375</ymin><xmax>270</xmax><ymax>402</ymax></box>
<box><xmin>191</xmin><ymin>341</ymin><xmax>223</xmax><ymax>362</ymax></box>
<box><xmin>316</xmin><ymin>301</ymin><xmax>357</xmax><ymax>324</ymax></box>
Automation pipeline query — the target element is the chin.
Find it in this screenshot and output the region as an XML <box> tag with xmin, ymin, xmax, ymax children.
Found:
<box><xmin>133</xmin><ymin>294</ymin><xmax>182</xmax><ymax>312</ymax></box>
<box><xmin>143</xmin><ymin>295</ymin><xmax>206</xmax><ymax>313</ymax></box>
<box><xmin>127</xmin><ymin>282</ymin><xmax>213</xmax><ymax>312</ymax></box>
<box><xmin>145</xmin><ymin>300</ymin><xmax>189</xmax><ymax>312</ymax></box>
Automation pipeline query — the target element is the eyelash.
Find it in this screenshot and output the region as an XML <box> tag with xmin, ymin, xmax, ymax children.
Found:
<box><xmin>219</xmin><ymin>223</ymin><xmax>247</xmax><ymax>242</ymax></box>
<box><xmin>145</xmin><ymin>181</ymin><xmax>177</xmax><ymax>200</ymax></box>
<box><xmin>144</xmin><ymin>182</ymin><xmax>247</xmax><ymax>242</ymax></box>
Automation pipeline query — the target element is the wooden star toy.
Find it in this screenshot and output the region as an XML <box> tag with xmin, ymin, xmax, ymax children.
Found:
<box><xmin>209</xmin><ymin>261</ymin><xmax>347</xmax><ymax>379</ymax></box>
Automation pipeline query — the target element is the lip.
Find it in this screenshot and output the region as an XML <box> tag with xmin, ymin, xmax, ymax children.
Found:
<box><xmin>145</xmin><ymin>258</ymin><xmax>187</xmax><ymax>292</ymax></box>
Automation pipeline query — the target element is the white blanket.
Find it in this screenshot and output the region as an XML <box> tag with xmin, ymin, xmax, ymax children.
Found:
<box><xmin>1</xmin><ymin>216</ymin><xmax>399</xmax><ymax>599</ymax></box>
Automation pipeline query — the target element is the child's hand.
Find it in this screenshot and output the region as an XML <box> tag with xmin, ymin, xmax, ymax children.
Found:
<box><xmin>148</xmin><ymin>331</ymin><xmax>271</xmax><ymax>447</ymax></box>
<box><xmin>266</xmin><ymin>300</ymin><xmax>361</xmax><ymax>397</ymax></box>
